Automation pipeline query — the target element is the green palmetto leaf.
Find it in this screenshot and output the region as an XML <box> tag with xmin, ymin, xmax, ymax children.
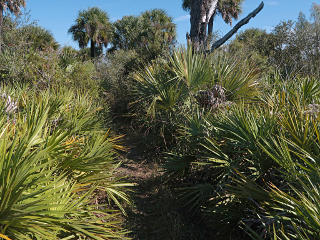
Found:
<box><xmin>258</xmin><ymin>136</ymin><xmax>297</xmax><ymax>177</ymax></box>
<box><xmin>280</xmin><ymin>109</ymin><xmax>316</xmax><ymax>152</ymax></box>
<box><xmin>170</xmin><ymin>46</ymin><xmax>212</xmax><ymax>90</ymax></box>
<box><xmin>134</xmin><ymin>62</ymin><xmax>187</xmax><ymax>117</ymax></box>
<box><xmin>210</xmin><ymin>52</ymin><xmax>260</xmax><ymax>101</ymax></box>
<box><xmin>268</xmin><ymin>177</ymin><xmax>320</xmax><ymax>240</ymax></box>
<box><xmin>232</xmin><ymin>131</ymin><xmax>320</xmax><ymax>239</ymax></box>
<box><xmin>201</xmin><ymin>137</ymin><xmax>229</xmax><ymax>167</ymax></box>
<box><xmin>299</xmin><ymin>77</ymin><xmax>320</xmax><ymax>105</ymax></box>
<box><xmin>177</xmin><ymin>183</ymin><xmax>215</xmax><ymax>212</ymax></box>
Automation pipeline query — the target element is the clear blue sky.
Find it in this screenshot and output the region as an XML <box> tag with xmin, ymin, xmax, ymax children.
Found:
<box><xmin>23</xmin><ymin>0</ymin><xmax>316</xmax><ymax>48</ymax></box>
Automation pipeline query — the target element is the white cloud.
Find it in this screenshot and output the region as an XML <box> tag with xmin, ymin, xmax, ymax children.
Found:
<box><xmin>174</xmin><ymin>14</ymin><xmax>190</xmax><ymax>22</ymax></box>
<box><xmin>264</xmin><ymin>25</ymin><xmax>274</xmax><ymax>33</ymax></box>
<box><xmin>111</xmin><ymin>17</ymin><xmax>120</xmax><ymax>22</ymax></box>
<box><xmin>266</xmin><ymin>1</ymin><xmax>279</xmax><ymax>6</ymax></box>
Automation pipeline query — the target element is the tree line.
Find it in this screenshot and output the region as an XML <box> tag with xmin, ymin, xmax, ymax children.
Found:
<box><xmin>0</xmin><ymin>0</ymin><xmax>266</xmax><ymax>59</ymax></box>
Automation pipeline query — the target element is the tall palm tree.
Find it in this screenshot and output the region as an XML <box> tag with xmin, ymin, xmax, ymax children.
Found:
<box><xmin>68</xmin><ymin>7</ymin><xmax>112</xmax><ymax>58</ymax></box>
<box><xmin>139</xmin><ymin>9</ymin><xmax>176</xmax><ymax>59</ymax></box>
<box><xmin>0</xmin><ymin>0</ymin><xmax>26</xmax><ymax>51</ymax></box>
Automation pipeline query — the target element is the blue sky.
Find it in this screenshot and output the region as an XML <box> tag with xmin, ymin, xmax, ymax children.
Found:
<box><xmin>24</xmin><ymin>0</ymin><xmax>317</xmax><ymax>48</ymax></box>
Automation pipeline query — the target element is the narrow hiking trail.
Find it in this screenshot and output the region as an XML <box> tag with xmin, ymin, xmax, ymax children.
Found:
<box><xmin>116</xmin><ymin>135</ymin><xmax>176</xmax><ymax>240</ymax></box>
<box><xmin>115</xmin><ymin>134</ymin><xmax>211</xmax><ymax>240</ymax></box>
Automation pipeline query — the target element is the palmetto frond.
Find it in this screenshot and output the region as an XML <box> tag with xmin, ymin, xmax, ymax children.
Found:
<box><xmin>231</xmin><ymin>134</ymin><xmax>320</xmax><ymax>239</ymax></box>
<box><xmin>170</xmin><ymin>46</ymin><xmax>212</xmax><ymax>90</ymax></box>
<box><xmin>210</xmin><ymin>52</ymin><xmax>260</xmax><ymax>101</ymax></box>
<box><xmin>134</xmin><ymin>63</ymin><xmax>185</xmax><ymax>117</ymax></box>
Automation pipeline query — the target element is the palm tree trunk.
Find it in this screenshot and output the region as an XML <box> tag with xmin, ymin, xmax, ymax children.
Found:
<box><xmin>190</xmin><ymin>0</ymin><xmax>218</xmax><ymax>51</ymax></box>
<box><xmin>90</xmin><ymin>40</ymin><xmax>95</xmax><ymax>58</ymax></box>
<box><xmin>205</xmin><ymin>11</ymin><xmax>216</xmax><ymax>50</ymax></box>
<box><xmin>0</xmin><ymin>6</ymin><xmax>3</xmax><ymax>53</ymax></box>
<box><xmin>207</xmin><ymin>11</ymin><xmax>215</xmax><ymax>36</ymax></box>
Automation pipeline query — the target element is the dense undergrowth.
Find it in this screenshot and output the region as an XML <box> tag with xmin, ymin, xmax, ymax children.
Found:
<box><xmin>127</xmin><ymin>45</ymin><xmax>320</xmax><ymax>239</ymax></box>
<box><xmin>115</xmin><ymin>8</ymin><xmax>320</xmax><ymax>239</ymax></box>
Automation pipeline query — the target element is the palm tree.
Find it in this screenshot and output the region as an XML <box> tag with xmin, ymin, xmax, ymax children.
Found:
<box><xmin>68</xmin><ymin>7</ymin><xmax>112</xmax><ymax>58</ymax></box>
<box><xmin>139</xmin><ymin>9</ymin><xmax>176</xmax><ymax>59</ymax></box>
<box><xmin>21</xmin><ymin>25</ymin><xmax>59</xmax><ymax>51</ymax></box>
<box><xmin>0</xmin><ymin>0</ymin><xmax>26</xmax><ymax>51</ymax></box>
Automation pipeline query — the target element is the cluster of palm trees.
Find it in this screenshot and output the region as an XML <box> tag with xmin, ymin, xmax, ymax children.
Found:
<box><xmin>68</xmin><ymin>7</ymin><xmax>177</xmax><ymax>60</ymax></box>
<box><xmin>0</xmin><ymin>2</ymin><xmax>112</xmax><ymax>58</ymax></box>
<box><xmin>68</xmin><ymin>0</ymin><xmax>253</xmax><ymax>56</ymax></box>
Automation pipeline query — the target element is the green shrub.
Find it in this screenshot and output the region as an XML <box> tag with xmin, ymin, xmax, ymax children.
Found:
<box><xmin>99</xmin><ymin>49</ymin><xmax>140</xmax><ymax>115</ymax></box>
<box><xmin>131</xmin><ymin>47</ymin><xmax>261</xmax><ymax>152</ymax></box>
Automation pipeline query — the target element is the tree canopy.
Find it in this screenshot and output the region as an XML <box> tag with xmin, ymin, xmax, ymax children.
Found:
<box><xmin>111</xmin><ymin>9</ymin><xmax>176</xmax><ymax>61</ymax></box>
<box><xmin>21</xmin><ymin>25</ymin><xmax>59</xmax><ymax>51</ymax></box>
<box><xmin>0</xmin><ymin>0</ymin><xmax>25</xmax><ymax>16</ymax></box>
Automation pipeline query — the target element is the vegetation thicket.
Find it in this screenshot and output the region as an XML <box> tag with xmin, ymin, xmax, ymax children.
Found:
<box><xmin>0</xmin><ymin>1</ymin><xmax>320</xmax><ymax>240</ymax></box>
<box><xmin>0</xmin><ymin>0</ymin><xmax>26</xmax><ymax>52</ymax></box>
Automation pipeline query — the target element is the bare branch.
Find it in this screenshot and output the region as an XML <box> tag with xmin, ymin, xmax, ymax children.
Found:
<box><xmin>210</xmin><ymin>1</ymin><xmax>264</xmax><ymax>52</ymax></box>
